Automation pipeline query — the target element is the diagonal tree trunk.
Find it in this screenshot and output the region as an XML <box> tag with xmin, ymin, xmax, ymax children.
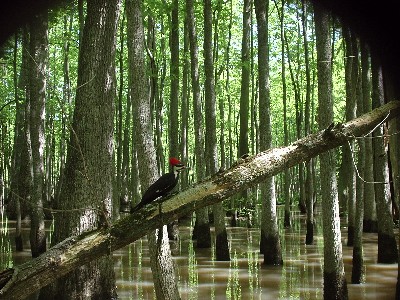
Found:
<box><xmin>1</xmin><ymin>101</ymin><xmax>399</xmax><ymax>300</ymax></box>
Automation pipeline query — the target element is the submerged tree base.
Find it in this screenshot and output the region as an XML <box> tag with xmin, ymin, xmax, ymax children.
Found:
<box><xmin>195</xmin><ymin>222</ymin><xmax>212</xmax><ymax>248</ymax></box>
<box><xmin>351</xmin><ymin>246</ymin><xmax>365</xmax><ymax>283</ymax></box>
<box><xmin>262</xmin><ymin>232</ymin><xmax>283</xmax><ymax>266</ymax></box>
<box><xmin>347</xmin><ymin>225</ymin><xmax>354</xmax><ymax>247</ymax></box>
<box><xmin>215</xmin><ymin>230</ymin><xmax>230</xmax><ymax>261</ymax></box>
<box><xmin>284</xmin><ymin>210</ymin><xmax>291</xmax><ymax>228</ymax></box>
<box><xmin>305</xmin><ymin>220</ymin><xmax>314</xmax><ymax>245</ymax></box>
<box><xmin>14</xmin><ymin>236</ymin><xmax>23</xmax><ymax>252</ymax></box>
<box><xmin>377</xmin><ymin>232</ymin><xmax>398</xmax><ymax>263</ymax></box>
<box><xmin>363</xmin><ymin>219</ymin><xmax>378</xmax><ymax>233</ymax></box>
<box><xmin>324</xmin><ymin>271</ymin><xmax>348</xmax><ymax>300</ymax></box>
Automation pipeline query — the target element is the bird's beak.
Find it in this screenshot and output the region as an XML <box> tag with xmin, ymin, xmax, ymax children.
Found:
<box><xmin>177</xmin><ymin>164</ymin><xmax>189</xmax><ymax>171</ymax></box>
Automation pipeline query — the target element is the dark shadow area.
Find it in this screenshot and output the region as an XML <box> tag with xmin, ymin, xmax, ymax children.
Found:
<box><xmin>0</xmin><ymin>0</ymin><xmax>67</xmax><ymax>45</ymax></box>
<box><xmin>310</xmin><ymin>0</ymin><xmax>400</xmax><ymax>98</ymax></box>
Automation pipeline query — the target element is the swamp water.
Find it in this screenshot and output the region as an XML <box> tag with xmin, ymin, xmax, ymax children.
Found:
<box><xmin>0</xmin><ymin>208</ymin><xmax>397</xmax><ymax>299</ymax></box>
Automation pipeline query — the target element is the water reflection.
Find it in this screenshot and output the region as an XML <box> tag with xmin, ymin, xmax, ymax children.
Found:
<box><xmin>0</xmin><ymin>208</ymin><xmax>397</xmax><ymax>299</ymax></box>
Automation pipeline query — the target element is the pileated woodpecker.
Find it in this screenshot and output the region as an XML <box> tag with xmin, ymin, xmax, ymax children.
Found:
<box><xmin>130</xmin><ymin>157</ymin><xmax>186</xmax><ymax>213</ymax></box>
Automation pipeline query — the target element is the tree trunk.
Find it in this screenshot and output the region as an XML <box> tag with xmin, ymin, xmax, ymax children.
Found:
<box><xmin>28</xmin><ymin>10</ymin><xmax>48</xmax><ymax>259</ymax></box>
<box><xmin>126</xmin><ymin>0</ymin><xmax>181</xmax><ymax>298</ymax></box>
<box><xmin>116</xmin><ymin>7</ymin><xmax>125</xmax><ymax>211</ymax></box>
<box><xmin>341</xmin><ymin>25</ymin><xmax>357</xmax><ymax>246</ymax></box>
<box><xmin>55</xmin><ymin>12</ymin><xmax>73</xmax><ymax>208</ymax></box>
<box><xmin>9</xmin><ymin>28</ymin><xmax>30</xmax><ymax>251</ymax></box>
<box><xmin>254</xmin><ymin>0</ymin><xmax>282</xmax><ymax>266</ymax></box>
<box><xmin>1</xmin><ymin>101</ymin><xmax>399</xmax><ymax>300</ymax></box>
<box><xmin>371</xmin><ymin>55</ymin><xmax>398</xmax><ymax>264</ymax></box>
<box><xmin>314</xmin><ymin>3</ymin><xmax>348</xmax><ymax>299</ymax></box>
<box><xmin>239</xmin><ymin>0</ymin><xmax>251</xmax><ymax>159</ymax></box>
<box><xmin>155</xmin><ymin>18</ymin><xmax>165</xmax><ymax>173</ymax></box>
<box><xmin>360</xmin><ymin>41</ymin><xmax>377</xmax><ymax>232</ymax></box>
<box><xmin>225</xmin><ymin>0</ymin><xmax>236</xmax><ymax>224</ymax></box>
<box><xmin>203</xmin><ymin>0</ymin><xmax>230</xmax><ymax>261</ymax></box>
<box><xmin>237</xmin><ymin>0</ymin><xmax>251</xmax><ymax>204</ymax></box>
<box><xmin>186</xmin><ymin>0</ymin><xmax>211</xmax><ymax>248</ymax></box>
<box><xmin>278</xmin><ymin>0</ymin><xmax>291</xmax><ymax>229</ymax></box>
<box><xmin>167</xmin><ymin>0</ymin><xmax>180</xmax><ymax>241</ymax></box>
<box><xmin>351</xmin><ymin>42</ymin><xmax>365</xmax><ymax>284</ymax></box>
<box><xmin>169</xmin><ymin>0</ymin><xmax>179</xmax><ymax>162</ymax></box>
<box><xmin>120</xmin><ymin>12</ymin><xmax>131</xmax><ymax>210</ymax></box>
<box><xmin>180</xmin><ymin>18</ymin><xmax>189</xmax><ymax>191</ymax></box>
<box><xmin>44</xmin><ymin>0</ymin><xmax>120</xmax><ymax>298</ymax></box>
<box><xmin>301</xmin><ymin>0</ymin><xmax>314</xmax><ymax>245</ymax></box>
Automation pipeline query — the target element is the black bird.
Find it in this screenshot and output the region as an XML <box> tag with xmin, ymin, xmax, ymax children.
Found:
<box><xmin>130</xmin><ymin>157</ymin><xmax>186</xmax><ymax>213</ymax></box>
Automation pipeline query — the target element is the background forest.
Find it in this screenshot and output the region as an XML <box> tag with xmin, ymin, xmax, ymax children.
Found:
<box><xmin>0</xmin><ymin>0</ymin><xmax>399</xmax><ymax>299</ymax></box>
<box><xmin>0</xmin><ymin>0</ymin><xmax>349</xmax><ymax>214</ymax></box>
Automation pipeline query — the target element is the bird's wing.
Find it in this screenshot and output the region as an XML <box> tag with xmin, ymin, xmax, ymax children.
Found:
<box><xmin>140</xmin><ymin>173</ymin><xmax>176</xmax><ymax>204</ymax></box>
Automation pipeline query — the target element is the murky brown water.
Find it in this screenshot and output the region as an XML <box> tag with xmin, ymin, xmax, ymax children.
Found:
<box><xmin>1</xmin><ymin>209</ymin><xmax>398</xmax><ymax>299</ymax></box>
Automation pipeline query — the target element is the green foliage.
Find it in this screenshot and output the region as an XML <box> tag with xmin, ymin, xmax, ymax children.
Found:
<box><xmin>0</xmin><ymin>0</ymin><xmax>356</xmax><ymax>210</ymax></box>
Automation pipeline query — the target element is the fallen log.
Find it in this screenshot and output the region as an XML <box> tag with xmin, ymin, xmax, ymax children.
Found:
<box><xmin>1</xmin><ymin>100</ymin><xmax>399</xmax><ymax>300</ymax></box>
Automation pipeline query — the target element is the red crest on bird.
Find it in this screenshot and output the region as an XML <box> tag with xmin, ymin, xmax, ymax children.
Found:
<box><xmin>169</xmin><ymin>157</ymin><xmax>182</xmax><ymax>166</ymax></box>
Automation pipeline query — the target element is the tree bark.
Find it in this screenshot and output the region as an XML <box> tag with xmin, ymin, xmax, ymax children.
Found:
<box><xmin>126</xmin><ymin>0</ymin><xmax>181</xmax><ymax>298</ymax></box>
<box><xmin>351</xmin><ymin>41</ymin><xmax>365</xmax><ymax>284</ymax></box>
<box><xmin>180</xmin><ymin>18</ymin><xmax>189</xmax><ymax>191</ymax></box>
<box><xmin>44</xmin><ymin>0</ymin><xmax>120</xmax><ymax>298</ymax></box>
<box><xmin>301</xmin><ymin>0</ymin><xmax>314</xmax><ymax>245</ymax></box>
<box><xmin>9</xmin><ymin>27</ymin><xmax>30</xmax><ymax>251</ymax></box>
<box><xmin>28</xmin><ymin>10</ymin><xmax>48</xmax><ymax>259</ymax></box>
<box><xmin>339</xmin><ymin>25</ymin><xmax>357</xmax><ymax>246</ymax></box>
<box><xmin>239</xmin><ymin>0</ymin><xmax>251</xmax><ymax>159</ymax></box>
<box><xmin>186</xmin><ymin>0</ymin><xmax>211</xmax><ymax>248</ymax></box>
<box><xmin>371</xmin><ymin>56</ymin><xmax>398</xmax><ymax>264</ymax></box>
<box><xmin>203</xmin><ymin>0</ymin><xmax>230</xmax><ymax>261</ymax></box>
<box><xmin>360</xmin><ymin>41</ymin><xmax>377</xmax><ymax>232</ymax></box>
<box><xmin>254</xmin><ymin>0</ymin><xmax>282</xmax><ymax>265</ymax></box>
<box><xmin>276</xmin><ymin>0</ymin><xmax>291</xmax><ymax>229</ymax></box>
<box><xmin>120</xmin><ymin>17</ymin><xmax>132</xmax><ymax>211</ymax></box>
<box><xmin>0</xmin><ymin>101</ymin><xmax>399</xmax><ymax>300</ymax></box>
<box><xmin>167</xmin><ymin>0</ymin><xmax>180</xmax><ymax>241</ymax></box>
<box><xmin>169</xmin><ymin>0</ymin><xmax>179</xmax><ymax>162</ymax></box>
<box><xmin>116</xmin><ymin>7</ymin><xmax>125</xmax><ymax>211</ymax></box>
<box><xmin>314</xmin><ymin>3</ymin><xmax>348</xmax><ymax>299</ymax></box>
<box><xmin>237</xmin><ymin>0</ymin><xmax>251</xmax><ymax>204</ymax></box>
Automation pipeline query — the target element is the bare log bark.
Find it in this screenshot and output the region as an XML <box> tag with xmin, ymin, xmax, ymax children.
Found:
<box><xmin>0</xmin><ymin>101</ymin><xmax>399</xmax><ymax>300</ymax></box>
